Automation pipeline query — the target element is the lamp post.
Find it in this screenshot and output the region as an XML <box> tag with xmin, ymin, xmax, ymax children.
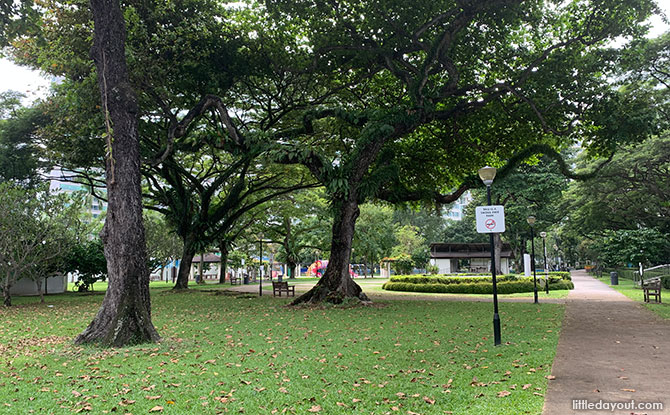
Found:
<box><xmin>540</xmin><ymin>231</ymin><xmax>549</xmax><ymax>294</ymax></box>
<box><xmin>259</xmin><ymin>238</ymin><xmax>263</xmax><ymax>297</ymax></box>
<box><xmin>478</xmin><ymin>166</ymin><xmax>501</xmax><ymax>346</ymax></box>
<box><xmin>527</xmin><ymin>216</ymin><xmax>538</xmax><ymax>304</ymax></box>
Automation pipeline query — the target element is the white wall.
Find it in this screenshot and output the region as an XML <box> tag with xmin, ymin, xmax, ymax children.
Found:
<box><xmin>434</xmin><ymin>258</ymin><xmax>457</xmax><ymax>274</ymax></box>
<box><xmin>432</xmin><ymin>258</ymin><xmax>511</xmax><ymax>274</ymax></box>
<box><xmin>10</xmin><ymin>275</ymin><xmax>67</xmax><ymax>296</ymax></box>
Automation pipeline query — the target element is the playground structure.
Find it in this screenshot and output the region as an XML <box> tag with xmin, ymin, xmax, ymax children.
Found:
<box><xmin>307</xmin><ymin>260</ymin><xmax>359</xmax><ymax>278</ymax></box>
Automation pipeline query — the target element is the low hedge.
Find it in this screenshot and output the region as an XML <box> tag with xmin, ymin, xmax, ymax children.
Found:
<box><xmin>389</xmin><ymin>272</ymin><xmax>571</xmax><ymax>285</ymax></box>
<box><xmin>382</xmin><ymin>279</ymin><xmax>574</xmax><ymax>294</ymax></box>
<box><xmin>388</xmin><ymin>274</ymin><xmax>520</xmax><ymax>285</ymax></box>
<box><xmin>547</xmin><ymin>271</ymin><xmax>571</xmax><ymax>281</ymax></box>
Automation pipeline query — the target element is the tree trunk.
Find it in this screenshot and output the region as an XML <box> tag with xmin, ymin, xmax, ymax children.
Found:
<box><xmin>219</xmin><ymin>242</ymin><xmax>229</xmax><ymax>284</ymax></box>
<box><xmin>3</xmin><ymin>274</ymin><xmax>11</xmax><ymax>306</ymax></box>
<box><xmin>493</xmin><ymin>233</ymin><xmax>503</xmax><ymax>275</ymax></box>
<box><xmin>35</xmin><ymin>278</ymin><xmax>44</xmax><ymax>303</ymax></box>
<box><xmin>174</xmin><ymin>241</ymin><xmax>196</xmax><ymax>289</ymax></box>
<box><xmin>291</xmin><ymin>198</ymin><xmax>369</xmax><ymax>305</ymax></box>
<box><xmin>197</xmin><ymin>255</ymin><xmax>204</xmax><ymax>284</ymax></box>
<box><xmin>75</xmin><ymin>0</ymin><xmax>159</xmax><ymax>346</ymax></box>
<box><xmin>286</xmin><ymin>260</ymin><xmax>297</xmax><ymax>279</ymax></box>
<box><xmin>364</xmin><ymin>257</ymin><xmax>369</xmax><ymax>278</ymax></box>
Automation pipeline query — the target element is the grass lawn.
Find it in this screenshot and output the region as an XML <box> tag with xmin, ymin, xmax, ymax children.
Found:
<box><xmin>1</xmin><ymin>289</ymin><xmax>564</xmax><ymax>414</ymax></box>
<box><xmin>594</xmin><ymin>276</ymin><xmax>670</xmax><ymax>319</ymax></box>
<box><xmin>78</xmin><ymin>278</ymin><xmax>572</xmax><ymax>301</ymax></box>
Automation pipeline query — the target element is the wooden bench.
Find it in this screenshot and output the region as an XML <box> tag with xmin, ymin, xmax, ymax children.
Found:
<box><xmin>230</xmin><ymin>275</ymin><xmax>241</xmax><ymax>285</ymax></box>
<box><xmin>642</xmin><ymin>278</ymin><xmax>662</xmax><ymax>303</ymax></box>
<box><xmin>272</xmin><ymin>281</ymin><xmax>295</xmax><ymax>297</ymax></box>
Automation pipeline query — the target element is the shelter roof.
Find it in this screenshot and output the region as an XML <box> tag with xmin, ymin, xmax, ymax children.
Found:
<box><xmin>429</xmin><ymin>243</ymin><xmax>515</xmax><ymax>259</ymax></box>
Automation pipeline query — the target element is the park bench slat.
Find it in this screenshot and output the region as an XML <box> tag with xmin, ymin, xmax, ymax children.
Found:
<box><xmin>642</xmin><ymin>277</ymin><xmax>662</xmax><ymax>303</ymax></box>
<box><xmin>272</xmin><ymin>281</ymin><xmax>295</xmax><ymax>297</ymax></box>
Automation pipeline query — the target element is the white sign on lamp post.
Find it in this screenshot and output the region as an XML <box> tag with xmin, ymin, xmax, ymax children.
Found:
<box><xmin>475</xmin><ymin>205</ymin><xmax>506</xmax><ymax>233</ymax></box>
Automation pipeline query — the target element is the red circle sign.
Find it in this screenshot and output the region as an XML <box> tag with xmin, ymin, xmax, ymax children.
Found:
<box><xmin>485</xmin><ymin>218</ymin><xmax>496</xmax><ymax>229</ymax></box>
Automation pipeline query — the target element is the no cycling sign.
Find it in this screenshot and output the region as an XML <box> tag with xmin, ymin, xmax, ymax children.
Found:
<box><xmin>475</xmin><ymin>205</ymin><xmax>506</xmax><ymax>233</ymax></box>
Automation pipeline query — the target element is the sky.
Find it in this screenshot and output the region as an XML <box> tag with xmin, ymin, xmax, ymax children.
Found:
<box><xmin>1</xmin><ymin>1</ymin><xmax>669</xmax><ymax>103</ymax></box>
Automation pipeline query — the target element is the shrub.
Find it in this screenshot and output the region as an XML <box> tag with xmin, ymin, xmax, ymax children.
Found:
<box><xmin>381</xmin><ymin>278</ymin><xmax>574</xmax><ymax>294</ymax></box>
<box><xmin>389</xmin><ymin>274</ymin><xmax>520</xmax><ymax>285</ymax></box>
<box><xmin>425</xmin><ymin>264</ymin><xmax>439</xmax><ymax>275</ymax></box>
<box><xmin>391</xmin><ymin>254</ymin><xmax>414</xmax><ymax>275</ymax></box>
<box><xmin>548</xmin><ymin>271</ymin><xmax>571</xmax><ymax>281</ymax></box>
<box><xmin>661</xmin><ymin>276</ymin><xmax>670</xmax><ymax>290</ymax></box>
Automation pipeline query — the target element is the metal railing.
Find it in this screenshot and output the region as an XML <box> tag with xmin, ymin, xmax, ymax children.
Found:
<box><xmin>633</xmin><ymin>264</ymin><xmax>670</xmax><ymax>286</ymax></box>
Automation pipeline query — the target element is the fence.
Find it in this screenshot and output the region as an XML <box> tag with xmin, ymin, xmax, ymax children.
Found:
<box><xmin>633</xmin><ymin>264</ymin><xmax>670</xmax><ymax>286</ymax></box>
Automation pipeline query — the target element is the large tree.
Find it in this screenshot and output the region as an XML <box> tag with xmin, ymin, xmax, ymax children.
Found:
<box><xmin>74</xmin><ymin>0</ymin><xmax>160</xmax><ymax>346</ymax></box>
<box><xmin>559</xmin><ymin>134</ymin><xmax>670</xmax><ymax>266</ymax></box>
<box><xmin>10</xmin><ymin>0</ymin><xmax>660</xmax><ymax>306</ymax></box>
<box><xmin>261</xmin><ymin>0</ymin><xmax>659</xmax><ymax>304</ymax></box>
<box><xmin>12</xmin><ymin>0</ymin><xmax>321</xmax><ymax>292</ymax></box>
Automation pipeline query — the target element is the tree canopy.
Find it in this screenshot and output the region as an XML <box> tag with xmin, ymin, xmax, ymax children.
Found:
<box><xmin>5</xmin><ymin>0</ymin><xmax>664</xmax><ymax>306</ymax></box>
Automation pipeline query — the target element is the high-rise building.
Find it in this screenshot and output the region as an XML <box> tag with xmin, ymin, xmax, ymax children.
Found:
<box><xmin>49</xmin><ymin>168</ymin><xmax>107</xmax><ymax>218</ymax></box>
<box><xmin>444</xmin><ymin>191</ymin><xmax>472</xmax><ymax>221</ymax></box>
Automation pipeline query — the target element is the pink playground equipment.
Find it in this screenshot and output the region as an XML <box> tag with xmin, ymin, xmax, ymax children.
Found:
<box><xmin>307</xmin><ymin>260</ymin><xmax>358</xmax><ymax>278</ymax></box>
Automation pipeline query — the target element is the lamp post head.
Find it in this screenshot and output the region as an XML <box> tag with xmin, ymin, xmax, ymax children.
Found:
<box><xmin>540</xmin><ymin>231</ymin><xmax>547</xmax><ymax>238</ymax></box>
<box><xmin>527</xmin><ymin>215</ymin><xmax>536</xmax><ymax>226</ymax></box>
<box><xmin>478</xmin><ymin>166</ymin><xmax>497</xmax><ymax>186</ymax></box>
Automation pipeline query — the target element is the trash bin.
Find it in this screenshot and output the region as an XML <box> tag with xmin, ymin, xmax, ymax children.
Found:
<box><xmin>610</xmin><ymin>271</ymin><xmax>618</xmax><ymax>285</ymax></box>
<box><xmin>243</xmin><ymin>275</ymin><xmax>249</xmax><ymax>284</ymax></box>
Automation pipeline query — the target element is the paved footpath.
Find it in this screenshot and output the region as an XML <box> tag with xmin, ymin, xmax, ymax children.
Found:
<box><xmin>543</xmin><ymin>271</ymin><xmax>670</xmax><ymax>415</ymax></box>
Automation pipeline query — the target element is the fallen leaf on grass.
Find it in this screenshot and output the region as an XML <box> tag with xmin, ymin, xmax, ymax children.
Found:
<box><xmin>497</xmin><ymin>390</ymin><xmax>511</xmax><ymax>398</ymax></box>
<box><xmin>423</xmin><ymin>396</ymin><xmax>435</xmax><ymax>405</ymax></box>
<box><xmin>522</xmin><ymin>384</ymin><xmax>531</xmax><ymax>390</ymax></box>
<box><xmin>546</xmin><ymin>375</ymin><xmax>556</xmax><ymax>380</ymax></box>
<box><xmin>149</xmin><ymin>405</ymin><xmax>163</xmax><ymax>412</ymax></box>
<box><xmin>307</xmin><ymin>405</ymin><xmax>321</xmax><ymax>412</ymax></box>
<box><xmin>145</xmin><ymin>395</ymin><xmax>162</xmax><ymax>400</ymax></box>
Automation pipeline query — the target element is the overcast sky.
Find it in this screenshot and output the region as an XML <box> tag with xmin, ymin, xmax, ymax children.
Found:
<box><xmin>1</xmin><ymin>2</ymin><xmax>669</xmax><ymax>103</ymax></box>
